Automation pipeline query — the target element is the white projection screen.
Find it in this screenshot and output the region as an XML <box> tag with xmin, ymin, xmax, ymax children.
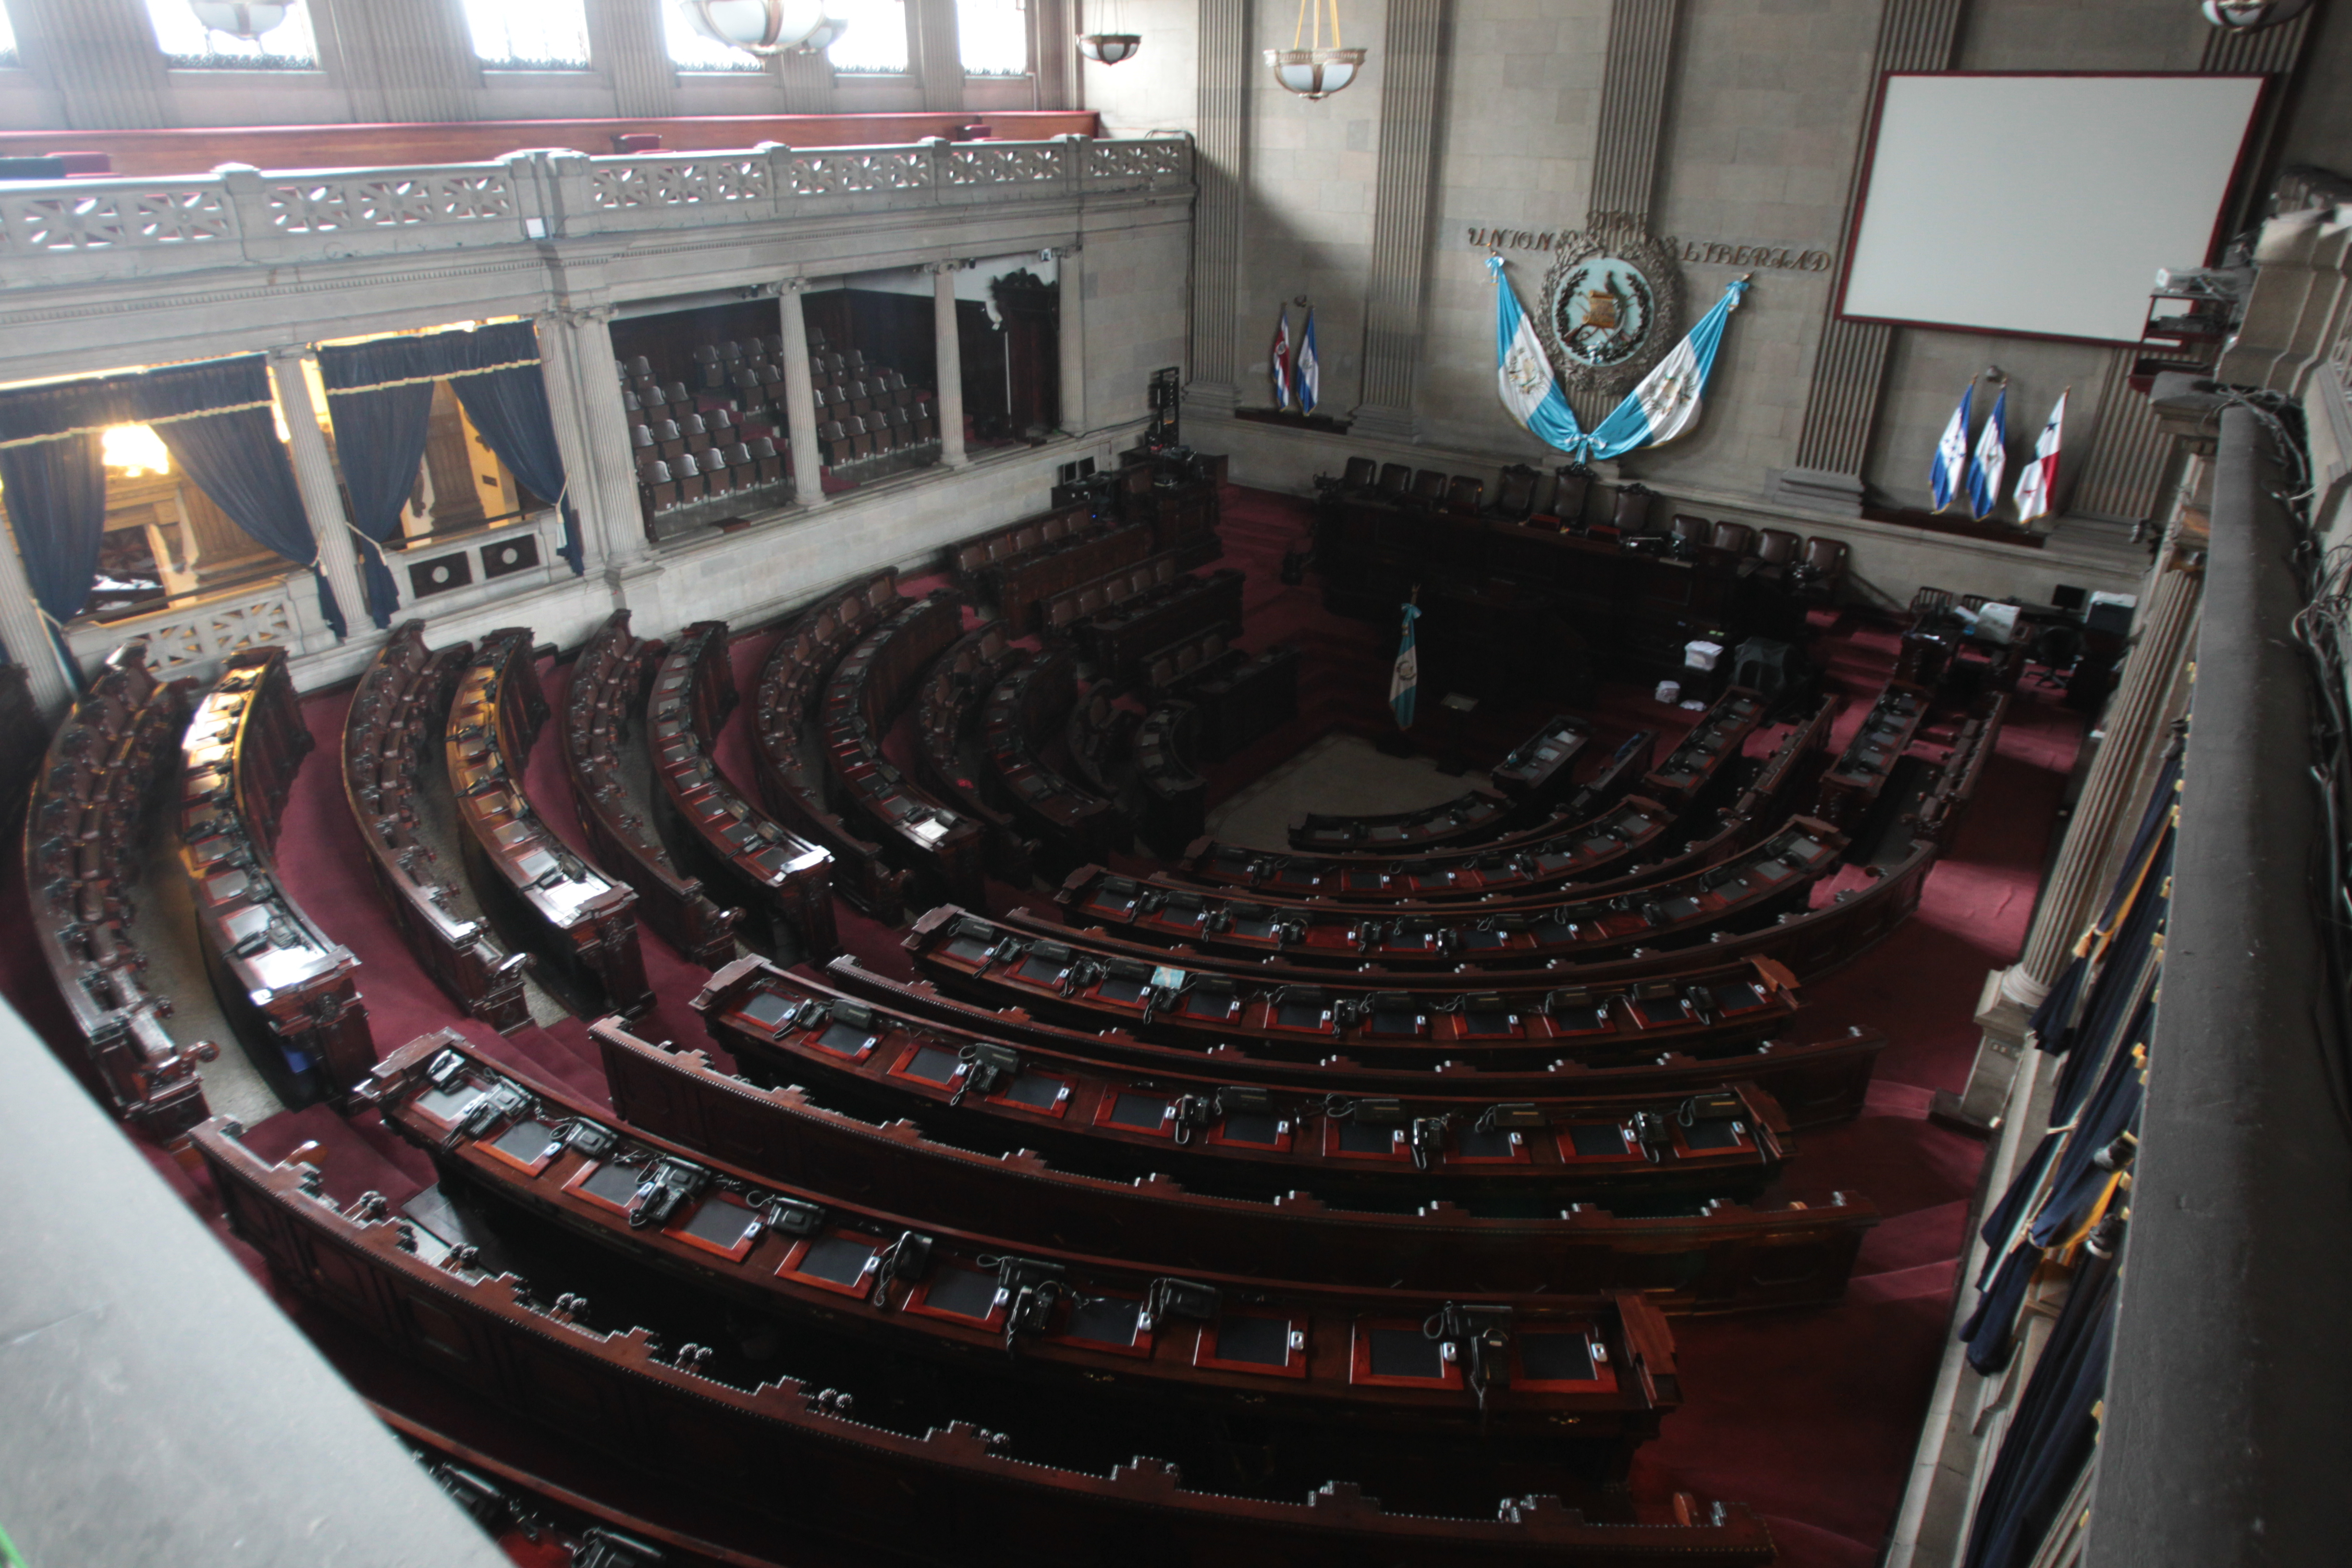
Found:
<box><xmin>1840</xmin><ymin>73</ymin><xmax>2266</xmax><ymax>344</ymax></box>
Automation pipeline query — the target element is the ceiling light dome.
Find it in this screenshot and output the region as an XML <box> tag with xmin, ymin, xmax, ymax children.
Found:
<box><xmin>186</xmin><ymin>0</ymin><xmax>295</xmax><ymax>40</ymax></box>
<box><xmin>2202</xmin><ymin>0</ymin><xmax>2314</xmax><ymax>26</ymax></box>
<box><xmin>1266</xmin><ymin>0</ymin><xmax>1365</xmax><ymax>101</ymax></box>
<box><xmin>1078</xmin><ymin>33</ymin><xmax>1141</xmax><ymax>64</ymax></box>
<box><xmin>676</xmin><ymin>0</ymin><xmax>829</xmax><ymax>57</ymax></box>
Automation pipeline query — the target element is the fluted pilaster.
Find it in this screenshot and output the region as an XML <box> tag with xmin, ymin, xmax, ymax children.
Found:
<box><xmin>1187</xmin><ymin>0</ymin><xmax>1252</xmax><ymax>412</ymax></box>
<box><xmin>1350</xmin><ymin>0</ymin><xmax>1448</xmax><ymax>440</ymax></box>
<box><xmin>13</xmin><ymin>0</ymin><xmax>172</xmax><ymax>130</ymax></box>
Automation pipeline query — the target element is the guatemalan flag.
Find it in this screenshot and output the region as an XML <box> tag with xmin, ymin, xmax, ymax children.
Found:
<box><xmin>1931</xmin><ymin>383</ymin><xmax>1974</xmax><ymax>513</ymax></box>
<box><xmin>1967</xmin><ymin>386</ymin><xmax>2009</xmax><ymax>522</ymax></box>
<box><xmin>1270</xmin><ymin>306</ymin><xmax>1293</xmax><ymax>410</ymax></box>
<box><xmin>2012</xmin><ymin>389</ymin><xmax>2068</xmax><ymax>524</ymax></box>
<box><xmin>1489</xmin><ymin>255</ymin><xmax>1585</xmax><ymax>450</ymax></box>
<box><xmin>1389</xmin><ymin>600</ymin><xmax>1421</xmax><ymax>729</ymax></box>
<box><xmin>1297</xmin><ymin>308</ymin><xmax>1321</xmax><ymax>415</ymax></box>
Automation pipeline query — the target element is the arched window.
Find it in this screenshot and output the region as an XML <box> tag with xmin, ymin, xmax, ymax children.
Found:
<box><xmin>956</xmin><ymin>0</ymin><xmax>1029</xmax><ymax>76</ymax></box>
<box><xmin>459</xmin><ymin>0</ymin><xmax>592</xmax><ymax>70</ymax></box>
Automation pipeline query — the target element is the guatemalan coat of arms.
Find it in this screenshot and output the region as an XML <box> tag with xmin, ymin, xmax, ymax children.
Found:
<box><xmin>1539</xmin><ymin>220</ymin><xmax>1684</xmax><ymax>401</ymax></box>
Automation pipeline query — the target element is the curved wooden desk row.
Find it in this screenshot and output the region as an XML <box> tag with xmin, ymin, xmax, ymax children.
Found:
<box><xmin>367</xmin><ymin>1029</ymin><xmax>1677</xmax><ymax>1471</ymax></box>
<box><xmin>637</xmin><ymin>972</ymin><xmax>1873</xmax><ymax>1310</ymax></box>
<box><xmin>818</xmin><ymin>588</ymin><xmax>988</xmax><ymax>904</ymax></box>
<box><xmin>1154</xmin><ymin>637</ymin><xmax>1299</xmax><ymax>763</ymax></box>
<box><xmin>1060</xmin><ymin>679</ymin><xmax>1134</xmax><ymax>801</ymax></box>
<box><xmin>1639</xmin><ymin>687</ymin><xmax>1767</xmax><ymax>813</ymax></box>
<box><xmin>1176</xmin><ymin>727</ymin><xmax>1663</xmax><ymax>897</ymax></box>
<box><xmin>1488</xmin><ymin>714</ymin><xmax>1593</xmax><ymax>807</ymax></box>
<box><xmin>979</xmin><ymin>515</ymin><xmax>1153</xmax><ymax>633</ymax></box>
<box><xmin>913</xmin><ymin>620</ymin><xmax>1037</xmax><ymax>883</ymax></box>
<box><xmin>1813</xmin><ymin>682</ymin><xmax>1928</xmax><ymax>831</ymax></box>
<box><xmin>1130</xmin><ymin>701</ymin><xmax>1207</xmax><ymax>857</ymax></box>
<box><xmin>835</xmin><ymin>949</ymin><xmax>1886</xmax><ymax>1130</ymax></box>
<box><xmin>645</xmin><ymin>621</ymin><xmax>837</xmax><ymax>958</ymax></box>
<box><xmin>1054</xmin><ymin>821</ymin><xmax>1848</xmax><ymax>971</ymax></box>
<box><xmin>948</xmin><ymin>499</ymin><xmax>1101</xmax><ymax>588</ymax></box>
<box><xmin>1077</xmin><ymin>564</ymin><xmax>1250</xmax><ymax>687</ymax></box>
<box><xmin>1288</xmin><ymin>716</ymin><xmax>1592</xmax><ymax>856</ymax></box>
<box><xmin>1730</xmin><ymin>694</ymin><xmax>1838</xmax><ymax>821</ymax></box>
<box><xmin>345</xmin><ymin>625</ymin><xmax>532</xmax><ymax>1032</ymax></box>
<box><xmin>1911</xmin><ymin>692</ymin><xmax>2010</xmax><ymax>847</ymax></box>
<box><xmin>24</xmin><ymin>641</ymin><xmax>214</xmax><ymax>1139</ymax></box>
<box><xmin>448</xmin><ymin>629</ymin><xmax>652</xmax><ymax>1017</ymax></box>
<box><xmin>197</xmin><ymin>1119</ymin><xmax>1776</xmax><ymax>1567</ymax></box>
<box><xmin>979</xmin><ymin>646</ymin><xmax>1124</xmax><ymax>874</ymax></box>
<box><xmin>751</xmin><ymin>569</ymin><xmax>910</xmax><ymax>923</ymax></box>
<box><xmin>1039</xmin><ymin>548</ymin><xmax>1182</xmax><ymax>635</ymax></box>
<box><xmin>180</xmin><ymin>648</ymin><xmax>374</xmax><ymax>1105</ymax></box>
<box><xmin>561</xmin><ymin>612</ymin><xmax>739</xmax><ymax>969</ymax></box>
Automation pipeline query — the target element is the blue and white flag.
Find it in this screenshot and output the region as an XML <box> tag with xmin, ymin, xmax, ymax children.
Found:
<box><xmin>1486</xmin><ymin>259</ymin><xmax>1748</xmax><ymax>463</ymax></box>
<box><xmin>1269</xmin><ymin>306</ymin><xmax>1293</xmax><ymax>410</ymax></box>
<box><xmin>1297</xmin><ymin>307</ymin><xmax>1321</xmax><ymax>415</ymax></box>
<box><xmin>1968</xmin><ymin>386</ymin><xmax>2009</xmax><ymax>522</ymax></box>
<box><xmin>1389</xmin><ymin>601</ymin><xmax>1421</xmax><ymax>729</ymax></box>
<box><xmin>1931</xmin><ymin>382</ymin><xmax>1974</xmax><ymax>513</ymax></box>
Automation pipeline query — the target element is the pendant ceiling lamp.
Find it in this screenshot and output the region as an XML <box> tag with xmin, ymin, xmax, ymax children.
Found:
<box><xmin>790</xmin><ymin>14</ymin><xmax>849</xmax><ymax>53</ymax></box>
<box><xmin>2201</xmin><ymin>0</ymin><xmax>2312</xmax><ymax>26</ymax></box>
<box><xmin>1078</xmin><ymin>0</ymin><xmax>1140</xmax><ymax>65</ymax></box>
<box><xmin>1265</xmin><ymin>0</ymin><xmax>1364</xmax><ymax>101</ymax></box>
<box><xmin>185</xmin><ymin>0</ymin><xmax>295</xmax><ymax>39</ymax></box>
<box><xmin>676</xmin><ymin>0</ymin><xmax>829</xmax><ymax>57</ymax></box>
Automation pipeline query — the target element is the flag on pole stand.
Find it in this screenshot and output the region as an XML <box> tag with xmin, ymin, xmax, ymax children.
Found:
<box><xmin>1297</xmin><ymin>308</ymin><xmax>1321</xmax><ymax>415</ymax></box>
<box><xmin>2012</xmin><ymin>389</ymin><xmax>2069</xmax><ymax>525</ymax></box>
<box><xmin>1389</xmin><ymin>599</ymin><xmax>1421</xmax><ymax>729</ymax></box>
<box><xmin>1269</xmin><ymin>306</ymin><xmax>1293</xmax><ymax>410</ymax></box>
<box><xmin>1931</xmin><ymin>382</ymin><xmax>1974</xmax><ymax>513</ymax></box>
<box><xmin>1967</xmin><ymin>385</ymin><xmax>2009</xmax><ymax>522</ymax></box>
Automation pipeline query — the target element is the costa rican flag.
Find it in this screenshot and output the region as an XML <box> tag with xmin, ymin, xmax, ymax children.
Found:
<box><xmin>1967</xmin><ymin>386</ymin><xmax>2009</xmax><ymax>522</ymax></box>
<box><xmin>1297</xmin><ymin>307</ymin><xmax>1321</xmax><ymax>415</ymax></box>
<box><xmin>1270</xmin><ymin>306</ymin><xmax>1293</xmax><ymax>410</ymax></box>
<box><xmin>2012</xmin><ymin>389</ymin><xmax>2068</xmax><ymax>524</ymax></box>
<box><xmin>1931</xmin><ymin>382</ymin><xmax>1973</xmax><ymax>513</ymax></box>
<box><xmin>1389</xmin><ymin>600</ymin><xmax>1421</xmax><ymax>729</ymax></box>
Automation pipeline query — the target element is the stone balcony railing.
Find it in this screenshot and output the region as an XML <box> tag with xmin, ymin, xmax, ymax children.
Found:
<box><xmin>0</xmin><ymin>134</ymin><xmax>1193</xmax><ymax>284</ymax></box>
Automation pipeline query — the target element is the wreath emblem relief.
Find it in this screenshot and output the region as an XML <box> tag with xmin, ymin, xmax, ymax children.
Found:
<box><xmin>1540</xmin><ymin>219</ymin><xmax>1684</xmax><ymax>401</ymax></box>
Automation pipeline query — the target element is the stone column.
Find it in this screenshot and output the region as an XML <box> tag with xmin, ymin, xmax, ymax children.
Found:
<box><xmin>532</xmin><ymin>308</ymin><xmax>637</xmax><ymax>573</ymax></box>
<box><xmin>1055</xmin><ymin>243</ymin><xmax>1088</xmax><ymax>436</ymax></box>
<box><xmin>594</xmin><ymin>0</ymin><xmax>679</xmax><ymax>119</ymax></box>
<box><xmin>776</xmin><ymin>281</ymin><xmax>829</xmax><ymax>509</ymax></box>
<box><xmin>933</xmin><ymin>260</ymin><xmax>970</xmax><ymax>467</ymax></box>
<box><xmin>1585</xmin><ymin>0</ymin><xmax>1678</xmax><ymax>225</ymax></box>
<box><xmin>0</xmin><ymin>507</ymin><xmax>74</xmax><ymax>710</ymax></box>
<box><xmin>1765</xmin><ymin>0</ymin><xmax>1966</xmax><ymax>515</ymax></box>
<box><xmin>1349</xmin><ymin>0</ymin><xmax>1448</xmax><ymax>441</ymax></box>
<box><xmin>912</xmin><ymin>0</ymin><xmax>966</xmax><ymax>111</ymax></box>
<box><xmin>1944</xmin><ymin>518</ymin><xmax>2205</xmax><ymax>1124</ymax></box>
<box><xmin>13</xmin><ymin>0</ymin><xmax>171</xmax><ymax>129</ymax></box>
<box><xmin>1031</xmin><ymin>0</ymin><xmax>1078</xmax><ymax>110</ymax></box>
<box><xmin>777</xmin><ymin>48</ymin><xmax>836</xmax><ymax>113</ymax></box>
<box><xmin>266</xmin><ymin>348</ymin><xmax>371</xmax><ymax>637</ymax></box>
<box><xmin>325</xmin><ymin>0</ymin><xmax>477</xmax><ymax>122</ymax></box>
<box><xmin>1186</xmin><ymin>0</ymin><xmax>1252</xmax><ymax>415</ymax></box>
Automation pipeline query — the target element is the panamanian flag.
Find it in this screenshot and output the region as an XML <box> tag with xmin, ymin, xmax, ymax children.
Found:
<box><xmin>2012</xmin><ymin>389</ymin><xmax>2068</xmax><ymax>524</ymax></box>
<box><xmin>1389</xmin><ymin>601</ymin><xmax>1421</xmax><ymax>729</ymax></box>
<box><xmin>1931</xmin><ymin>382</ymin><xmax>1974</xmax><ymax>513</ymax></box>
<box><xmin>1967</xmin><ymin>387</ymin><xmax>2009</xmax><ymax>521</ymax></box>
<box><xmin>1270</xmin><ymin>306</ymin><xmax>1293</xmax><ymax>410</ymax></box>
<box><xmin>1297</xmin><ymin>307</ymin><xmax>1321</xmax><ymax>415</ymax></box>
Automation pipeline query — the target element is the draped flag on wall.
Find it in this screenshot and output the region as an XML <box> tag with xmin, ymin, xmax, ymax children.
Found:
<box><xmin>2012</xmin><ymin>388</ymin><xmax>2068</xmax><ymax>524</ymax></box>
<box><xmin>1968</xmin><ymin>385</ymin><xmax>2009</xmax><ymax>522</ymax></box>
<box><xmin>1931</xmin><ymin>382</ymin><xmax>1974</xmax><ymax>513</ymax></box>
<box><xmin>1485</xmin><ymin>257</ymin><xmax>1748</xmax><ymax>462</ymax></box>
<box><xmin>1297</xmin><ymin>308</ymin><xmax>1321</xmax><ymax>415</ymax></box>
<box><xmin>1270</xmin><ymin>306</ymin><xmax>1294</xmax><ymax>411</ymax></box>
<box><xmin>1389</xmin><ymin>600</ymin><xmax>1421</xmax><ymax>729</ymax></box>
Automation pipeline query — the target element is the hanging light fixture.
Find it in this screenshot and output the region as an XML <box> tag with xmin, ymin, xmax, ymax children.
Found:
<box><xmin>185</xmin><ymin>0</ymin><xmax>295</xmax><ymax>40</ymax></box>
<box><xmin>676</xmin><ymin>0</ymin><xmax>828</xmax><ymax>57</ymax></box>
<box><xmin>1078</xmin><ymin>0</ymin><xmax>1140</xmax><ymax>66</ymax></box>
<box><xmin>2201</xmin><ymin>0</ymin><xmax>2312</xmax><ymax>27</ymax></box>
<box><xmin>1265</xmin><ymin>0</ymin><xmax>1364</xmax><ymax>101</ymax></box>
<box><xmin>789</xmin><ymin>13</ymin><xmax>850</xmax><ymax>54</ymax></box>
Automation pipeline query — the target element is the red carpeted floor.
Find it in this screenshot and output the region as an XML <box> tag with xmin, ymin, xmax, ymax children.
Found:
<box><xmin>4</xmin><ymin>484</ymin><xmax>2082</xmax><ymax>1565</ymax></box>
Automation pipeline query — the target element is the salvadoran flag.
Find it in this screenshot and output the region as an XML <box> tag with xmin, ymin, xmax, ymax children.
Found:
<box><xmin>1968</xmin><ymin>386</ymin><xmax>2008</xmax><ymax>521</ymax></box>
<box><xmin>1581</xmin><ymin>276</ymin><xmax>1750</xmax><ymax>456</ymax></box>
<box><xmin>1270</xmin><ymin>306</ymin><xmax>1293</xmax><ymax>410</ymax></box>
<box><xmin>1297</xmin><ymin>308</ymin><xmax>1321</xmax><ymax>415</ymax></box>
<box><xmin>1489</xmin><ymin>255</ymin><xmax>1582</xmax><ymax>447</ymax></box>
<box><xmin>1931</xmin><ymin>383</ymin><xmax>1973</xmax><ymax>513</ymax></box>
<box><xmin>2012</xmin><ymin>389</ymin><xmax>2067</xmax><ymax>524</ymax></box>
<box><xmin>1389</xmin><ymin>601</ymin><xmax>1421</xmax><ymax>729</ymax></box>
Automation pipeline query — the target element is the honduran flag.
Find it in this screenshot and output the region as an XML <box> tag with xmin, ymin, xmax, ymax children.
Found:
<box><xmin>1931</xmin><ymin>382</ymin><xmax>1974</xmax><ymax>513</ymax></box>
<box><xmin>2012</xmin><ymin>389</ymin><xmax>2068</xmax><ymax>525</ymax></box>
<box><xmin>1389</xmin><ymin>601</ymin><xmax>1422</xmax><ymax>729</ymax></box>
<box><xmin>1269</xmin><ymin>306</ymin><xmax>1293</xmax><ymax>410</ymax></box>
<box><xmin>1297</xmin><ymin>307</ymin><xmax>1321</xmax><ymax>415</ymax></box>
<box><xmin>1967</xmin><ymin>386</ymin><xmax>2009</xmax><ymax>522</ymax></box>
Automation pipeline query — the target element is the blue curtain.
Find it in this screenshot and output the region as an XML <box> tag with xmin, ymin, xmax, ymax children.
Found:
<box><xmin>443</xmin><ymin>321</ymin><xmax>583</xmax><ymax>576</ymax></box>
<box><xmin>132</xmin><ymin>357</ymin><xmax>348</xmax><ymax>640</ymax></box>
<box><xmin>0</xmin><ymin>378</ymin><xmax>124</xmax><ymax>687</ymax></box>
<box><xmin>317</xmin><ymin>338</ymin><xmax>438</xmax><ymax>629</ymax></box>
